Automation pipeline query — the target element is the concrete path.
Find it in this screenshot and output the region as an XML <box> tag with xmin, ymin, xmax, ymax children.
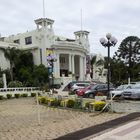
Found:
<box><xmin>91</xmin><ymin>118</ymin><xmax>140</xmax><ymax>140</ymax></box>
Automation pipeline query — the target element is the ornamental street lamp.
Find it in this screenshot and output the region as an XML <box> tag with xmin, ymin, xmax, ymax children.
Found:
<box><xmin>100</xmin><ymin>33</ymin><xmax>117</xmax><ymax>98</ymax></box>
<box><xmin>46</xmin><ymin>53</ymin><xmax>57</xmax><ymax>93</ymax></box>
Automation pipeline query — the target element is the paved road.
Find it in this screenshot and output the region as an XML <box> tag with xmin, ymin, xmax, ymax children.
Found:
<box><xmin>113</xmin><ymin>100</ymin><xmax>140</xmax><ymax>113</ymax></box>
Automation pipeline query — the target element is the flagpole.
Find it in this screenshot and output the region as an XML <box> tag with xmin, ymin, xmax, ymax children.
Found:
<box><xmin>43</xmin><ymin>0</ymin><xmax>45</xmax><ymax>17</ymax></box>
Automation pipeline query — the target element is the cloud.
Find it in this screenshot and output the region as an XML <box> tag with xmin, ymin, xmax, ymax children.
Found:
<box><xmin>0</xmin><ymin>0</ymin><xmax>140</xmax><ymax>57</ymax></box>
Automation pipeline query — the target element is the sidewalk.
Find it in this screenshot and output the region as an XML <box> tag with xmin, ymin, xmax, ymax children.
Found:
<box><xmin>91</xmin><ymin>118</ymin><xmax>140</xmax><ymax>140</ymax></box>
<box><xmin>55</xmin><ymin>112</ymin><xmax>140</xmax><ymax>140</ymax></box>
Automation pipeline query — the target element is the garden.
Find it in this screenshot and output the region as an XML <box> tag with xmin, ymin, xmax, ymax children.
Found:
<box><xmin>38</xmin><ymin>95</ymin><xmax>107</xmax><ymax>112</ymax></box>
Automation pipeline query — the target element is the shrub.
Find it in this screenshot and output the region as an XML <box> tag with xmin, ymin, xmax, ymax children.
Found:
<box><xmin>0</xmin><ymin>95</ymin><xmax>4</xmax><ymax>100</ymax></box>
<box><xmin>60</xmin><ymin>100</ymin><xmax>66</xmax><ymax>107</ymax></box>
<box><xmin>66</xmin><ymin>99</ymin><xmax>75</xmax><ymax>108</ymax></box>
<box><xmin>42</xmin><ymin>84</ymin><xmax>50</xmax><ymax>92</ymax></box>
<box><xmin>69</xmin><ymin>91</ymin><xmax>75</xmax><ymax>95</ymax></box>
<box><xmin>38</xmin><ymin>96</ymin><xmax>47</xmax><ymax>104</ymax></box>
<box><xmin>14</xmin><ymin>94</ymin><xmax>20</xmax><ymax>98</ymax></box>
<box><xmin>6</xmin><ymin>94</ymin><xmax>12</xmax><ymax>99</ymax></box>
<box><xmin>0</xmin><ymin>80</ymin><xmax>3</xmax><ymax>88</ymax></box>
<box><xmin>53</xmin><ymin>98</ymin><xmax>61</xmax><ymax>106</ymax></box>
<box><xmin>21</xmin><ymin>93</ymin><xmax>28</xmax><ymax>97</ymax></box>
<box><xmin>84</xmin><ymin>102</ymin><xmax>91</xmax><ymax>109</ymax></box>
<box><xmin>94</xmin><ymin>101</ymin><xmax>106</xmax><ymax>111</ymax></box>
<box><xmin>31</xmin><ymin>93</ymin><xmax>36</xmax><ymax>97</ymax></box>
<box><xmin>8</xmin><ymin>81</ymin><xmax>23</xmax><ymax>87</ymax></box>
<box><xmin>60</xmin><ymin>100</ymin><xmax>67</xmax><ymax>107</ymax></box>
<box><xmin>47</xmin><ymin>98</ymin><xmax>56</xmax><ymax>106</ymax></box>
<box><xmin>74</xmin><ymin>98</ymin><xmax>82</xmax><ymax>109</ymax></box>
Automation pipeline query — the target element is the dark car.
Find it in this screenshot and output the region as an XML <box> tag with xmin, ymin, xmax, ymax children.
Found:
<box><xmin>83</xmin><ymin>84</ymin><xmax>114</xmax><ymax>98</ymax></box>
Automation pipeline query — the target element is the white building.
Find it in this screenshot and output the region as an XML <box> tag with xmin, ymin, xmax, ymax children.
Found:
<box><xmin>0</xmin><ymin>18</ymin><xmax>90</xmax><ymax>84</ymax></box>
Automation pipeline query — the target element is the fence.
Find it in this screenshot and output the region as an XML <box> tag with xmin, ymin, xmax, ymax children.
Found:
<box><xmin>0</xmin><ymin>87</ymin><xmax>41</xmax><ymax>97</ymax></box>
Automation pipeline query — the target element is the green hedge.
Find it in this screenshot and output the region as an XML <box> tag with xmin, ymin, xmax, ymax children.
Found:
<box><xmin>14</xmin><ymin>94</ymin><xmax>20</xmax><ymax>98</ymax></box>
<box><xmin>0</xmin><ymin>95</ymin><xmax>4</xmax><ymax>100</ymax></box>
<box><xmin>6</xmin><ymin>94</ymin><xmax>12</xmax><ymax>99</ymax></box>
<box><xmin>21</xmin><ymin>93</ymin><xmax>28</xmax><ymax>97</ymax></box>
<box><xmin>66</xmin><ymin>99</ymin><xmax>75</xmax><ymax>108</ymax></box>
<box><xmin>31</xmin><ymin>93</ymin><xmax>36</xmax><ymax>97</ymax></box>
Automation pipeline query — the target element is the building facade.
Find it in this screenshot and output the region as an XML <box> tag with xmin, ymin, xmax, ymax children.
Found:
<box><xmin>0</xmin><ymin>18</ymin><xmax>90</xmax><ymax>84</ymax></box>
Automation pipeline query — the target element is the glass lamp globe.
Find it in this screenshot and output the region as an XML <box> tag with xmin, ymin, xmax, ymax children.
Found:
<box><xmin>106</xmin><ymin>33</ymin><xmax>112</xmax><ymax>40</ymax></box>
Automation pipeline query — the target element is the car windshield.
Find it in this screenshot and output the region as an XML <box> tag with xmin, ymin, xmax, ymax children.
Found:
<box><xmin>90</xmin><ymin>84</ymin><xmax>102</xmax><ymax>90</ymax></box>
<box><xmin>116</xmin><ymin>85</ymin><xmax>132</xmax><ymax>90</ymax></box>
<box><xmin>132</xmin><ymin>85</ymin><xmax>140</xmax><ymax>89</ymax></box>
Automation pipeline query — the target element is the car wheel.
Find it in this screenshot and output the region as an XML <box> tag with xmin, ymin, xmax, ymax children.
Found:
<box><xmin>89</xmin><ymin>94</ymin><xmax>94</xmax><ymax>98</ymax></box>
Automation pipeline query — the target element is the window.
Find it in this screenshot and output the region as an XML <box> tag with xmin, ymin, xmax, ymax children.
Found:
<box><xmin>14</xmin><ymin>39</ymin><xmax>20</xmax><ymax>44</ymax></box>
<box><xmin>60</xmin><ymin>57</ymin><xmax>65</xmax><ymax>63</ymax></box>
<box><xmin>25</xmin><ymin>36</ymin><xmax>32</xmax><ymax>45</ymax></box>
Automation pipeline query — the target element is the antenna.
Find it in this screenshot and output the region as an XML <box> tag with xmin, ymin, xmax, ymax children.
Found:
<box><xmin>43</xmin><ymin>0</ymin><xmax>46</xmax><ymax>18</ymax></box>
<box><xmin>81</xmin><ymin>9</ymin><xmax>83</xmax><ymax>31</ymax></box>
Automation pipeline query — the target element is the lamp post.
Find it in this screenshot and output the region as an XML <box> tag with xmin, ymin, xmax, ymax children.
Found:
<box><xmin>100</xmin><ymin>33</ymin><xmax>117</xmax><ymax>98</ymax></box>
<box><xmin>46</xmin><ymin>53</ymin><xmax>57</xmax><ymax>93</ymax></box>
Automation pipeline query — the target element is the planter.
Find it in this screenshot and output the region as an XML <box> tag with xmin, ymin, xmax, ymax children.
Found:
<box><xmin>95</xmin><ymin>96</ymin><xmax>107</xmax><ymax>101</ymax></box>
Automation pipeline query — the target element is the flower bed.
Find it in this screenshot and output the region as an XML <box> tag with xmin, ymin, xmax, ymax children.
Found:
<box><xmin>38</xmin><ymin>96</ymin><xmax>107</xmax><ymax>112</ymax></box>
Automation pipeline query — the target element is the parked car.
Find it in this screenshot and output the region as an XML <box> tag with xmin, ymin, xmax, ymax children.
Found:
<box><xmin>122</xmin><ymin>84</ymin><xmax>140</xmax><ymax>99</ymax></box>
<box><xmin>76</xmin><ymin>84</ymin><xmax>96</xmax><ymax>96</ymax></box>
<box><xmin>110</xmin><ymin>84</ymin><xmax>134</xmax><ymax>98</ymax></box>
<box><xmin>83</xmin><ymin>84</ymin><xmax>114</xmax><ymax>98</ymax></box>
<box><xmin>70</xmin><ymin>82</ymin><xmax>91</xmax><ymax>92</ymax></box>
<box><xmin>62</xmin><ymin>81</ymin><xmax>91</xmax><ymax>91</ymax></box>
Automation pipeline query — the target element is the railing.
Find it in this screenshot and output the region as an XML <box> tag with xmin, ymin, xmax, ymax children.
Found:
<box><xmin>0</xmin><ymin>87</ymin><xmax>41</xmax><ymax>92</ymax></box>
<box><xmin>0</xmin><ymin>87</ymin><xmax>42</xmax><ymax>97</ymax></box>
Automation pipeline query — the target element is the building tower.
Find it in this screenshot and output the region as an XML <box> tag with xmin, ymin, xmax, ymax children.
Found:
<box><xmin>34</xmin><ymin>18</ymin><xmax>55</xmax><ymax>66</ymax></box>
<box><xmin>74</xmin><ymin>30</ymin><xmax>90</xmax><ymax>53</ymax></box>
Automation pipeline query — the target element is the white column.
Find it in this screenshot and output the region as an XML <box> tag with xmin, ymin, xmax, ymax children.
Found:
<box><xmin>53</xmin><ymin>53</ymin><xmax>60</xmax><ymax>78</ymax></box>
<box><xmin>80</xmin><ymin>56</ymin><xmax>84</xmax><ymax>80</ymax></box>
<box><xmin>69</xmin><ymin>54</ymin><xmax>72</xmax><ymax>72</ymax></box>
<box><xmin>3</xmin><ymin>73</ymin><xmax>7</xmax><ymax>89</ymax></box>
<box><xmin>72</xmin><ymin>55</ymin><xmax>75</xmax><ymax>74</ymax></box>
<box><xmin>83</xmin><ymin>57</ymin><xmax>86</xmax><ymax>80</ymax></box>
<box><xmin>57</xmin><ymin>53</ymin><xmax>60</xmax><ymax>77</ymax></box>
<box><xmin>53</xmin><ymin>59</ymin><xmax>57</xmax><ymax>78</ymax></box>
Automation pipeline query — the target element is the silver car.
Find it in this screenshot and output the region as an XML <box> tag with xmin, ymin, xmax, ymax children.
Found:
<box><xmin>122</xmin><ymin>84</ymin><xmax>140</xmax><ymax>99</ymax></box>
<box><xmin>110</xmin><ymin>84</ymin><xmax>134</xmax><ymax>98</ymax></box>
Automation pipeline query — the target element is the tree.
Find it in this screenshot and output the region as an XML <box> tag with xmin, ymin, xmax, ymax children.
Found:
<box><xmin>0</xmin><ymin>47</ymin><xmax>20</xmax><ymax>81</ymax></box>
<box><xmin>95</xmin><ymin>67</ymin><xmax>104</xmax><ymax>77</ymax></box>
<box><xmin>114</xmin><ymin>36</ymin><xmax>140</xmax><ymax>79</ymax></box>
<box><xmin>32</xmin><ymin>64</ymin><xmax>49</xmax><ymax>86</ymax></box>
<box><xmin>90</xmin><ymin>55</ymin><xmax>104</xmax><ymax>79</ymax></box>
<box><xmin>14</xmin><ymin>51</ymin><xmax>34</xmax><ymax>82</ymax></box>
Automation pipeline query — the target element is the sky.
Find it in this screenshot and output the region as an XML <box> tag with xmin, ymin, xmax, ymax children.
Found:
<box><xmin>0</xmin><ymin>0</ymin><xmax>140</xmax><ymax>57</ymax></box>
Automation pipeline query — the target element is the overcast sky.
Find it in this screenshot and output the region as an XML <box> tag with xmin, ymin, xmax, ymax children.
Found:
<box><xmin>0</xmin><ymin>0</ymin><xmax>140</xmax><ymax>56</ymax></box>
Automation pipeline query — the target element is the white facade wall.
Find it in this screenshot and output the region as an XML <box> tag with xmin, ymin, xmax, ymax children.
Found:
<box><xmin>0</xmin><ymin>18</ymin><xmax>90</xmax><ymax>83</ymax></box>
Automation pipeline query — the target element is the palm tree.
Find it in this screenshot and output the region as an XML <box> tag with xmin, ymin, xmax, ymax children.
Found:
<box><xmin>90</xmin><ymin>55</ymin><xmax>104</xmax><ymax>79</ymax></box>
<box><xmin>0</xmin><ymin>47</ymin><xmax>19</xmax><ymax>81</ymax></box>
<box><xmin>95</xmin><ymin>67</ymin><xmax>104</xmax><ymax>77</ymax></box>
<box><xmin>90</xmin><ymin>56</ymin><xmax>96</xmax><ymax>79</ymax></box>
